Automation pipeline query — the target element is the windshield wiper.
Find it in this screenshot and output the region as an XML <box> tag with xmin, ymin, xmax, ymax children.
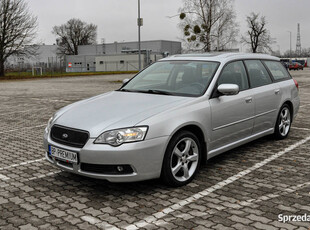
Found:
<box><xmin>118</xmin><ymin>88</ymin><xmax>173</xmax><ymax>95</ymax></box>
<box><xmin>146</xmin><ymin>89</ymin><xmax>173</xmax><ymax>95</ymax></box>
<box><xmin>118</xmin><ymin>88</ymin><xmax>134</xmax><ymax>92</ymax></box>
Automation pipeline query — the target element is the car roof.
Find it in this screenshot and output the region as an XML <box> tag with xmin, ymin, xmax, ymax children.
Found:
<box><xmin>160</xmin><ymin>52</ymin><xmax>279</xmax><ymax>63</ymax></box>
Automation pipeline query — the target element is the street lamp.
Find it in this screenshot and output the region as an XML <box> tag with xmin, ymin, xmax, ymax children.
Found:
<box><xmin>137</xmin><ymin>0</ymin><xmax>143</xmax><ymax>71</ymax></box>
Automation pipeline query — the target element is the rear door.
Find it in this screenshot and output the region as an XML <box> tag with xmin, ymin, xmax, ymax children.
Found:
<box><xmin>244</xmin><ymin>60</ymin><xmax>281</xmax><ymax>134</ymax></box>
<box><xmin>209</xmin><ymin>61</ymin><xmax>254</xmax><ymax>151</ymax></box>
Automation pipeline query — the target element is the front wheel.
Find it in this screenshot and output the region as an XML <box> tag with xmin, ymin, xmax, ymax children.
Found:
<box><xmin>274</xmin><ymin>104</ymin><xmax>291</xmax><ymax>140</ymax></box>
<box><xmin>161</xmin><ymin>131</ymin><xmax>201</xmax><ymax>187</ymax></box>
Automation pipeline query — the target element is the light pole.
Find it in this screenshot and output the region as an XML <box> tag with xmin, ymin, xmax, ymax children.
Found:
<box><xmin>137</xmin><ymin>0</ymin><xmax>142</xmax><ymax>71</ymax></box>
<box><xmin>287</xmin><ymin>31</ymin><xmax>292</xmax><ymax>58</ymax></box>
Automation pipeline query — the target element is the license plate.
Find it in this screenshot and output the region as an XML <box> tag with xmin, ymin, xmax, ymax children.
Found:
<box><xmin>49</xmin><ymin>145</ymin><xmax>78</xmax><ymax>163</ymax></box>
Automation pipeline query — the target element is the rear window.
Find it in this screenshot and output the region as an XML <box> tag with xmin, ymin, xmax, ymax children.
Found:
<box><xmin>264</xmin><ymin>61</ymin><xmax>290</xmax><ymax>81</ymax></box>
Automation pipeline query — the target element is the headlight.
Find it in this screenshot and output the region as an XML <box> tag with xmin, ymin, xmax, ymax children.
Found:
<box><xmin>94</xmin><ymin>126</ymin><xmax>148</xmax><ymax>146</ymax></box>
<box><xmin>45</xmin><ymin>115</ymin><xmax>55</xmax><ymax>133</ymax></box>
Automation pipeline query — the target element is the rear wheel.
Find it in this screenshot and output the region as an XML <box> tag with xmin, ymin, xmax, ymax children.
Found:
<box><xmin>274</xmin><ymin>104</ymin><xmax>291</xmax><ymax>139</ymax></box>
<box><xmin>161</xmin><ymin>131</ymin><xmax>201</xmax><ymax>187</ymax></box>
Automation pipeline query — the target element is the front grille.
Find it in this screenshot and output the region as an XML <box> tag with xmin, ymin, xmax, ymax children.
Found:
<box><xmin>81</xmin><ymin>163</ymin><xmax>134</xmax><ymax>175</ymax></box>
<box><xmin>51</xmin><ymin>125</ymin><xmax>89</xmax><ymax>148</ymax></box>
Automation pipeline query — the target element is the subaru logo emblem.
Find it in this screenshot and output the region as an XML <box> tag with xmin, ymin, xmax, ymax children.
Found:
<box><xmin>62</xmin><ymin>133</ymin><xmax>69</xmax><ymax>139</ymax></box>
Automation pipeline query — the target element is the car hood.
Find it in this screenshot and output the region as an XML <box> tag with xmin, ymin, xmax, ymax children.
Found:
<box><xmin>54</xmin><ymin>91</ymin><xmax>192</xmax><ymax>137</ymax></box>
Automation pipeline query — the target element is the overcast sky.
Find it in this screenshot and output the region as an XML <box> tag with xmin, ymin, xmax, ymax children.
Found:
<box><xmin>26</xmin><ymin>0</ymin><xmax>310</xmax><ymax>54</ymax></box>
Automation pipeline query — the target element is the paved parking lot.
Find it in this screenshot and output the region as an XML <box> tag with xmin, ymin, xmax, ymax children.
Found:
<box><xmin>0</xmin><ymin>70</ymin><xmax>309</xmax><ymax>230</ymax></box>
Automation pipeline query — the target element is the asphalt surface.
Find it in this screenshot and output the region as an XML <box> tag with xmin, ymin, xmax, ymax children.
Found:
<box><xmin>0</xmin><ymin>70</ymin><xmax>309</xmax><ymax>230</ymax></box>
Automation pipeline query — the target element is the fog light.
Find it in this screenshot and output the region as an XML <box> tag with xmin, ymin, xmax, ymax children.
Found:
<box><xmin>117</xmin><ymin>166</ymin><xmax>124</xmax><ymax>172</ymax></box>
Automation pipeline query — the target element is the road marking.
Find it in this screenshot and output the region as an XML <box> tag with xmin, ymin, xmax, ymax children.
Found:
<box><xmin>0</xmin><ymin>108</ymin><xmax>48</xmax><ymax>116</ymax></box>
<box><xmin>0</xmin><ymin>158</ymin><xmax>45</xmax><ymax>171</ymax></box>
<box><xmin>299</xmin><ymin>103</ymin><xmax>310</xmax><ymax>108</ymax></box>
<box><xmin>81</xmin><ymin>216</ymin><xmax>119</xmax><ymax>230</ymax></box>
<box><xmin>124</xmin><ymin>135</ymin><xmax>310</xmax><ymax>230</ymax></box>
<box><xmin>0</xmin><ymin>170</ymin><xmax>62</xmax><ymax>188</ymax></box>
<box><xmin>0</xmin><ymin>124</ymin><xmax>45</xmax><ymax>134</ymax></box>
<box><xmin>0</xmin><ymin>174</ymin><xmax>10</xmax><ymax>181</ymax></box>
<box><xmin>0</xmin><ymin>95</ymin><xmax>70</xmax><ymax>103</ymax></box>
<box><xmin>292</xmin><ymin>127</ymin><xmax>310</xmax><ymax>131</ymax></box>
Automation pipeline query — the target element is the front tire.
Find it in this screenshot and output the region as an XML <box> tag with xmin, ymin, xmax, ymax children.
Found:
<box><xmin>161</xmin><ymin>130</ymin><xmax>201</xmax><ymax>187</ymax></box>
<box><xmin>274</xmin><ymin>104</ymin><xmax>291</xmax><ymax>140</ymax></box>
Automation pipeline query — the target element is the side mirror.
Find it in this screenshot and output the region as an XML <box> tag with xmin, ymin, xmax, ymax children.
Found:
<box><xmin>217</xmin><ymin>84</ymin><xmax>239</xmax><ymax>96</ymax></box>
<box><xmin>122</xmin><ymin>78</ymin><xmax>130</xmax><ymax>85</ymax></box>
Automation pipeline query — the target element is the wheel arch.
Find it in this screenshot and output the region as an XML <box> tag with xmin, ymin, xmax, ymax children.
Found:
<box><xmin>282</xmin><ymin>100</ymin><xmax>294</xmax><ymax>121</ymax></box>
<box><xmin>168</xmin><ymin>124</ymin><xmax>207</xmax><ymax>165</ymax></box>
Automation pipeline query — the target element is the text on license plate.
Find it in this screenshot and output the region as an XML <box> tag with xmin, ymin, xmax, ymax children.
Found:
<box><xmin>49</xmin><ymin>145</ymin><xmax>78</xmax><ymax>163</ymax></box>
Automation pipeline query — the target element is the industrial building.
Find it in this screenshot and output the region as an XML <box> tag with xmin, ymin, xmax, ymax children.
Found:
<box><xmin>6</xmin><ymin>40</ymin><xmax>182</xmax><ymax>72</ymax></box>
<box><xmin>66</xmin><ymin>40</ymin><xmax>182</xmax><ymax>72</ymax></box>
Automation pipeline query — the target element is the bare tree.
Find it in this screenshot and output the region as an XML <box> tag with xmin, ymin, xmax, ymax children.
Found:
<box><xmin>241</xmin><ymin>13</ymin><xmax>275</xmax><ymax>53</ymax></box>
<box><xmin>179</xmin><ymin>0</ymin><xmax>239</xmax><ymax>52</ymax></box>
<box><xmin>53</xmin><ymin>19</ymin><xmax>97</xmax><ymax>56</ymax></box>
<box><xmin>0</xmin><ymin>0</ymin><xmax>37</xmax><ymax>77</ymax></box>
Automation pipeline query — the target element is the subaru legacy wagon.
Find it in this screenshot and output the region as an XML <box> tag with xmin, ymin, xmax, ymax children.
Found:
<box><xmin>44</xmin><ymin>53</ymin><xmax>299</xmax><ymax>186</ymax></box>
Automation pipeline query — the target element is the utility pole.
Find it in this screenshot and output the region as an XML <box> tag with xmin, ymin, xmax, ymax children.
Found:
<box><xmin>296</xmin><ymin>23</ymin><xmax>301</xmax><ymax>56</ymax></box>
<box><xmin>137</xmin><ymin>0</ymin><xmax>143</xmax><ymax>71</ymax></box>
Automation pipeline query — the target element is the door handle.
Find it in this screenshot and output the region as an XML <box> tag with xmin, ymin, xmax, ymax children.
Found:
<box><xmin>275</xmin><ymin>89</ymin><xmax>280</xmax><ymax>95</ymax></box>
<box><xmin>245</xmin><ymin>97</ymin><xmax>252</xmax><ymax>103</ymax></box>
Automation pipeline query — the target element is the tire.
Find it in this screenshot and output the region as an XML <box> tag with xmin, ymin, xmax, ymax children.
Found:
<box><xmin>161</xmin><ymin>130</ymin><xmax>201</xmax><ymax>187</ymax></box>
<box><xmin>274</xmin><ymin>104</ymin><xmax>291</xmax><ymax>140</ymax></box>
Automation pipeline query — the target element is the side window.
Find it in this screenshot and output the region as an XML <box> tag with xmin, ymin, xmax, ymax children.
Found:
<box><xmin>218</xmin><ymin>61</ymin><xmax>249</xmax><ymax>91</ymax></box>
<box><xmin>264</xmin><ymin>61</ymin><xmax>290</xmax><ymax>81</ymax></box>
<box><xmin>245</xmin><ymin>60</ymin><xmax>272</xmax><ymax>88</ymax></box>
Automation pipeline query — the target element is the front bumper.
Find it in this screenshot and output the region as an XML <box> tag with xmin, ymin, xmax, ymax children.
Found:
<box><xmin>44</xmin><ymin>132</ymin><xmax>169</xmax><ymax>182</ymax></box>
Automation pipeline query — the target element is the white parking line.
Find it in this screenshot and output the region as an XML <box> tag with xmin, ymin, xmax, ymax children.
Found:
<box><xmin>0</xmin><ymin>108</ymin><xmax>48</xmax><ymax>116</ymax></box>
<box><xmin>124</xmin><ymin>135</ymin><xmax>310</xmax><ymax>230</ymax></box>
<box><xmin>299</xmin><ymin>103</ymin><xmax>310</xmax><ymax>108</ymax></box>
<box><xmin>292</xmin><ymin>127</ymin><xmax>310</xmax><ymax>131</ymax></box>
<box><xmin>0</xmin><ymin>124</ymin><xmax>45</xmax><ymax>134</ymax></box>
<box><xmin>0</xmin><ymin>95</ymin><xmax>70</xmax><ymax>103</ymax></box>
<box><xmin>0</xmin><ymin>170</ymin><xmax>62</xmax><ymax>188</ymax></box>
<box><xmin>0</xmin><ymin>174</ymin><xmax>10</xmax><ymax>181</ymax></box>
<box><xmin>0</xmin><ymin>158</ymin><xmax>45</xmax><ymax>171</ymax></box>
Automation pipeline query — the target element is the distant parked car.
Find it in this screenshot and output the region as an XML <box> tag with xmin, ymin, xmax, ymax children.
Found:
<box><xmin>296</xmin><ymin>62</ymin><xmax>304</xmax><ymax>70</ymax></box>
<box><xmin>289</xmin><ymin>62</ymin><xmax>302</xmax><ymax>70</ymax></box>
<box><xmin>44</xmin><ymin>53</ymin><xmax>300</xmax><ymax>186</ymax></box>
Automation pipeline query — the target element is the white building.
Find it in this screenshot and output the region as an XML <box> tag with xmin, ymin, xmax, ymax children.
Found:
<box><xmin>66</xmin><ymin>40</ymin><xmax>181</xmax><ymax>72</ymax></box>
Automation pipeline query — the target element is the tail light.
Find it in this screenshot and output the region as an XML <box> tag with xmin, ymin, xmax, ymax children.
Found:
<box><xmin>293</xmin><ymin>78</ymin><xmax>299</xmax><ymax>90</ymax></box>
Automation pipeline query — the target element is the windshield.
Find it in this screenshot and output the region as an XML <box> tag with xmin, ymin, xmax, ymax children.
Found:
<box><xmin>120</xmin><ymin>61</ymin><xmax>219</xmax><ymax>97</ymax></box>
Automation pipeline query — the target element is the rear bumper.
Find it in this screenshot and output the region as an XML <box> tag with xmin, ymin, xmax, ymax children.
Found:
<box><xmin>44</xmin><ymin>133</ymin><xmax>169</xmax><ymax>182</ymax></box>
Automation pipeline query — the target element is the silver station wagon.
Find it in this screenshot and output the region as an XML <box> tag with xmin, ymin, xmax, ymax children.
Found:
<box><xmin>44</xmin><ymin>53</ymin><xmax>300</xmax><ymax>186</ymax></box>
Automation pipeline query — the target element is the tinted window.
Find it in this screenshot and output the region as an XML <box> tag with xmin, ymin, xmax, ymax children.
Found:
<box><xmin>218</xmin><ymin>61</ymin><xmax>249</xmax><ymax>91</ymax></box>
<box><xmin>245</xmin><ymin>60</ymin><xmax>272</xmax><ymax>88</ymax></box>
<box><xmin>264</xmin><ymin>61</ymin><xmax>290</xmax><ymax>80</ymax></box>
